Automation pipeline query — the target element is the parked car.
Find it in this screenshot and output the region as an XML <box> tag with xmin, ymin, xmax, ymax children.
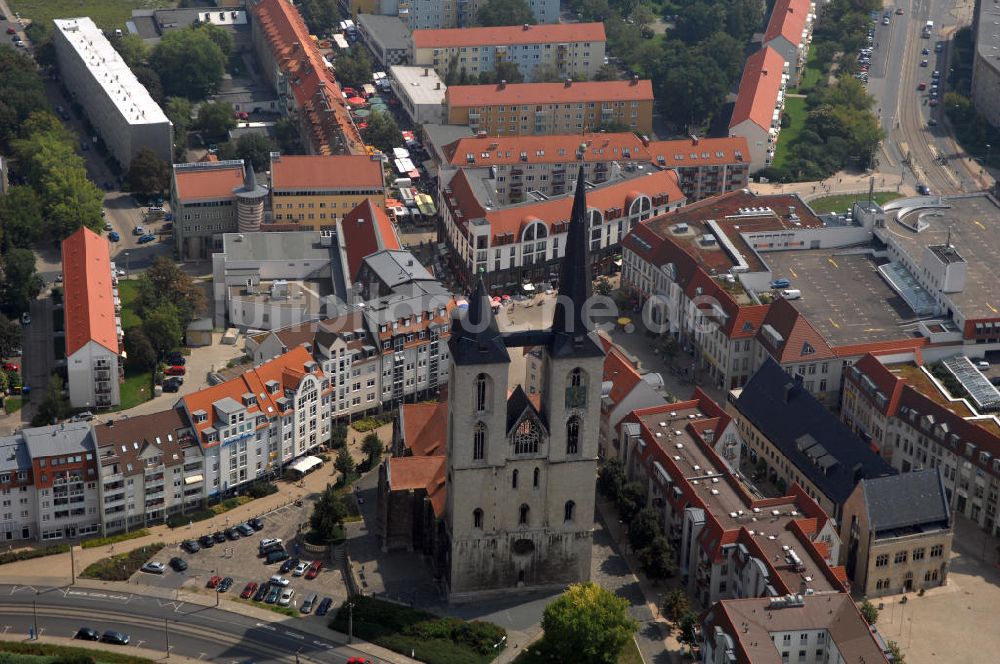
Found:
<box><xmin>280</xmin><ymin>558</ymin><xmax>299</xmax><ymax>574</ymax></box>
<box><xmin>181</xmin><ymin>540</ymin><xmax>200</xmax><ymax>554</ymax></box>
<box><xmin>165</xmin><ymin>365</ymin><xmax>186</xmax><ymax>376</ymax></box>
<box><xmin>212</xmin><ymin>531</ymin><xmax>226</xmax><ymax>543</ymax></box>
<box><xmin>917</xmin><ymin>184</ymin><xmax>932</xmax><ymax>195</ymax></box>
<box><xmin>265</xmin><ymin>586</ymin><xmax>281</xmax><ymax>604</ymax></box>
<box><xmin>206</xmin><ymin>575</ymin><xmax>222</xmax><ymax>589</ymax></box>
<box><xmin>70</xmin><ymin>411</ymin><xmax>94</xmax><ymax>422</ymax></box>
<box><xmin>141</xmin><ymin>561</ymin><xmax>165</xmax><ymax>574</ymax></box>
<box><xmin>917</xmin><ymin>82</ymin><xmax>926</xmax><ymax>90</ymax></box>
<box><xmin>2</xmin><ymin>363</ymin><xmax>18</xmax><ymax>372</ymax></box>
<box><xmin>100</xmin><ymin>631</ymin><xmax>130</xmax><ymax>645</ymax></box>
<box><xmin>162</xmin><ymin>377</ymin><xmax>183</xmax><ymax>393</ymax></box>
<box><xmin>138</xmin><ymin>233</ymin><xmax>156</xmax><ymax>244</ymax></box>
<box><xmin>259</xmin><ymin>538</ymin><xmax>282</xmax><ymax>551</ymax></box>
<box><xmin>315</xmin><ymin>597</ymin><xmax>333</xmax><ymax>616</ymax></box>
<box><xmin>293</xmin><ymin>560</ymin><xmax>309</xmax><ymax>577</ymax></box>
<box><xmin>198</xmin><ymin>535</ymin><xmax>215</xmax><ymax>548</ymax></box>
<box><xmin>265</xmin><ymin>549</ymin><xmax>289</xmax><ymax>565</ymax></box>
<box><xmin>224</xmin><ymin>527</ymin><xmax>240</xmax><ymax>540</ymax></box>
<box><xmin>241</xmin><ymin>582</ymin><xmax>259</xmax><ymax>599</ymax></box>
<box><xmin>301</xmin><ymin>593</ymin><xmax>318</xmax><ymax>613</ymax></box>
<box><xmin>248</xmin><ymin>517</ymin><xmax>264</xmax><ymax>530</ymax></box>
<box><xmin>269</xmin><ymin>575</ymin><xmax>290</xmax><ymax>587</ymax></box>
<box><xmin>133</xmin><ymin>226</ymin><xmax>144</xmax><ymax>236</ymax></box>
<box><xmin>74</xmin><ymin>627</ymin><xmax>100</xmax><ymax>641</ymax></box>
<box><xmin>169</xmin><ymin>557</ymin><xmax>188</xmax><ymax>572</ymax></box>
<box><xmin>305</xmin><ymin>560</ymin><xmax>322</xmax><ymax>579</ymax></box>
<box><xmin>769</xmin><ymin>278</ymin><xmax>790</xmax><ymax>289</ymax></box>
<box><xmin>165</xmin><ymin>353</ymin><xmax>186</xmax><ymax>365</ymax></box>
<box><xmin>278</xmin><ymin>588</ymin><xmax>295</xmax><ymax>606</ymax></box>
<box><xmin>108</xmin><ymin>231</ymin><xmax>120</xmax><ymax>242</ymax></box>
<box><xmin>236</xmin><ymin>523</ymin><xmax>254</xmax><ymax>537</ymax></box>
<box><xmin>217</xmin><ymin>577</ymin><xmax>234</xmax><ymax>592</ymax></box>
<box><xmin>5</xmin><ymin>27</ymin><xmax>15</xmax><ymax>35</ymax></box>
<box><xmin>252</xmin><ymin>582</ymin><xmax>270</xmax><ymax>602</ymax></box>
<box><xmin>20</xmin><ymin>313</ymin><xmax>30</xmax><ymax>325</ymax></box>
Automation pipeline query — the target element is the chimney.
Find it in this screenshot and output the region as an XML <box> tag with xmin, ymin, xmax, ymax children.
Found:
<box><xmin>499</xmin><ymin>79</ymin><xmax>507</xmax><ymax>89</ymax></box>
<box><xmin>639</xmin><ymin>134</ymin><xmax>650</xmax><ymax>146</ymax></box>
<box><xmin>564</xmin><ymin>78</ymin><xmax>572</xmax><ymax>87</ymax></box>
<box><xmin>436</xmin><ymin>82</ymin><xmax>441</xmax><ymax>90</ymax></box>
<box><xmin>762</xmin><ymin>69</ymin><xmax>768</xmax><ymax>76</ymax></box>
<box><xmin>424</xmin><ymin>67</ymin><xmax>429</xmax><ymax>76</ymax></box>
<box><xmin>523</xmin><ymin>23</ymin><xmax>530</xmax><ymax>30</ymax></box>
<box><xmin>631</xmin><ymin>75</ymin><xmax>639</xmax><ymax>85</ymax></box>
<box><xmin>691</xmin><ymin>135</ymin><xmax>699</xmax><ymax>145</ymax></box>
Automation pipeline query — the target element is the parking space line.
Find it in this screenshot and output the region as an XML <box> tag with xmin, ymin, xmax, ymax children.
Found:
<box><xmin>829</xmin><ymin>318</ymin><xmax>841</xmax><ymax>329</ymax></box>
<box><xmin>827</xmin><ymin>257</ymin><xmax>839</xmax><ymax>268</ymax></box>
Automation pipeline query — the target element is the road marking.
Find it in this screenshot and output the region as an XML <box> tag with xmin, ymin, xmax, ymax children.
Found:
<box><xmin>198</xmin><ymin>653</ymin><xmax>207</xmax><ymax>660</ymax></box>
<box><xmin>284</xmin><ymin>631</ymin><xmax>305</xmax><ymax>639</ymax></box>
<box><xmin>312</xmin><ymin>640</ymin><xmax>332</xmax><ymax>647</ymax></box>
<box><xmin>829</xmin><ymin>318</ymin><xmax>841</xmax><ymax>329</ymax></box>
<box><xmin>136</xmin><ymin>640</ymin><xmax>145</xmax><ymax>647</ymax></box>
<box><xmin>790</xmin><ymin>267</ymin><xmax>798</xmax><ymax>279</ymax></box>
<box><xmin>827</xmin><ymin>257</ymin><xmax>839</xmax><ymax>268</ymax></box>
<box><xmin>988</xmin><ymin>303</ymin><xmax>998</xmax><ymax>314</ymax></box>
<box><xmin>865</xmin><ymin>328</ymin><xmax>885</xmax><ymax>333</ymax></box>
<box><xmin>255</xmin><ymin>623</ymin><xmax>277</xmax><ymax>631</ymax></box>
<box><xmin>974</xmin><ymin>219</ymin><xmax>985</xmax><ymax>230</ymax></box>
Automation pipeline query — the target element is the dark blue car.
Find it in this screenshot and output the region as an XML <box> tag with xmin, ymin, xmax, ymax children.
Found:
<box><xmin>108</xmin><ymin>231</ymin><xmax>120</xmax><ymax>242</ymax></box>
<box><xmin>137</xmin><ymin>234</ymin><xmax>156</xmax><ymax>244</ymax></box>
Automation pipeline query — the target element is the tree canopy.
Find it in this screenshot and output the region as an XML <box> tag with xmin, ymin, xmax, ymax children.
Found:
<box><xmin>127</xmin><ymin>148</ymin><xmax>171</xmax><ymax>198</ymax></box>
<box><xmin>364</xmin><ymin>110</ymin><xmax>402</xmax><ymax>154</ymax></box>
<box><xmin>310</xmin><ymin>485</ymin><xmax>348</xmax><ymax>542</ymax></box>
<box><xmin>150</xmin><ymin>28</ymin><xmax>226</xmax><ymax>100</ymax></box>
<box><xmin>541</xmin><ymin>583</ymin><xmax>637</xmax><ymax>664</ymax></box>
<box><xmin>219</xmin><ymin>133</ymin><xmax>276</xmax><ymax>172</ymax></box>
<box><xmin>196</xmin><ymin>101</ymin><xmax>237</xmax><ymax>142</ymax></box>
<box><xmin>135</xmin><ymin>256</ymin><xmax>206</xmax><ymax>329</ymax></box>
<box><xmin>335</xmin><ymin>46</ymin><xmax>373</xmax><ymax>91</ymax></box>
<box><xmin>477</xmin><ymin>0</ymin><xmax>536</xmax><ymax>26</ymax></box>
<box><xmin>296</xmin><ymin>0</ymin><xmax>340</xmax><ymax>35</ymax></box>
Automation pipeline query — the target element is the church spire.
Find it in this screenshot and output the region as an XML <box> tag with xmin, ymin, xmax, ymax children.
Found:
<box><xmin>550</xmin><ymin>166</ymin><xmax>602</xmax><ymax>358</ymax></box>
<box><xmin>448</xmin><ymin>276</ymin><xmax>510</xmax><ymax>365</ymax></box>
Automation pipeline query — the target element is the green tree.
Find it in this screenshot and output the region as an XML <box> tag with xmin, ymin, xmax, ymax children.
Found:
<box><xmin>150</xmin><ymin>28</ymin><xmax>226</xmax><ymax>99</ymax></box>
<box><xmin>195</xmin><ymin>21</ymin><xmax>233</xmax><ymax>57</ymax></box>
<box><xmin>859</xmin><ymin>599</ymin><xmax>879</xmax><ymax>624</ymax></box>
<box><xmin>661</xmin><ymin>589</ymin><xmax>690</xmax><ymax>623</ymax></box>
<box><xmin>127</xmin><ymin>148</ymin><xmax>171</xmax><ymax>198</ymax></box>
<box><xmin>133</xmin><ymin>66</ymin><xmax>163</xmax><ymax>104</ymax></box>
<box><xmin>32</xmin><ymin>375</ymin><xmax>71</xmax><ymax>427</ymax></box>
<box><xmin>0</xmin><ymin>186</ymin><xmax>43</xmax><ymax>249</ymax></box>
<box><xmin>330</xmin><ymin>421</ymin><xmax>348</xmax><ymax>449</ymax></box>
<box><xmin>335</xmin><ymin>446</ymin><xmax>356</xmax><ymax>479</ymax></box>
<box><xmin>365</xmin><ymin>110</ymin><xmax>402</xmax><ymax>153</ymax></box>
<box><xmin>309</xmin><ymin>485</ymin><xmax>348</xmax><ymax>543</ymax></box>
<box><xmin>677</xmin><ymin>612</ymin><xmax>699</xmax><ymax>649</ymax></box>
<box><xmin>165</xmin><ymin>96</ymin><xmax>194</xmax><ymax>160</ymax></box>
<box><xmin>0</xmin><ymin>249</ymin><xmax>43</xmax><ymax>317</ymax></box>
<box><xmin>297</xmin><ymin>0</ymin><xmax>340</xmax><ymax>34</ymax></box>
<box><xmin>531</xmin><ymin>63</ymin><xmax>563</xmax><ymax>83</ymax></box>
<box><xmin>541</xmin><ymin>582</ymin><xmax>637</xmax><ymax>664</ymax></box>
<box><xmin>123</xmin><ymin>328</ymin><xmax>158</xmax><ymax>372</ymax></box>
<box><xmin>219</xmin><ymin>133</ymin><xmax>275</xmax><ymax>172</ymax></box>
<box><xmin>593</xmin><ymin>64</ymin><xmax>620</xmax><ymax>81</ymax></box>
<box><xmin>361</xmin><ymin>433</ymin><xmax>384</xmax><ymax>466</ymax></box>
<box><xmin>477</xmin><ymin>0</ymin><xmax>536</xmax><ymax>26</ymax></box>
<box><xmin>0</xmin><ymin>315</ymin><xmax>22</xmax><ymax>359</ymax></box>
<box><xmin>593</xmin><ymin>277</ymin><xmax>612</xmax><ymax>296</ymax></box>
<box><xmin>478</xmin><ymin>60</ymin><xmax>524</xmax><ymax>84</ymax></box>
<box><xmin>136</xmin><ymin>256</ymin><xmax>206</xmax><ymax>326</ymax></box>
<box><xmin>275</xmin><ymin>117</ymin><xmax>303</xmax><ymax>154</ymax></box>
<box><xmin>628</xmin><ymin>507</ymin><xmax>661</xmax><ymax>551</ymax></box>
<box><xmin>111</xmin><ymin>33</ymin><xmax>149</xmax><ymax>68</ymax></box>
<box><xmin>675</xmin><ymin>2</ymin><xmax>725</xmax><ymax>43</ymax></box>
<box><xmin>0</xmin><ymin>48</ymin><xmax>49</xmax><ymax>150</ymax></box>
<box><xmin>638</xmin><ymin>536</ymin><xmax>677</xmax><ymax>581</ymax></box>
<box><xmin>335</xmin><ymin>46</ymin><xmax>374</xmax><ymax>91</ymax></box>
<box><xmin>886</xmin><ymin>641</ymin><xmax>905</xmax><ymax>663</ymax></box>
<box><xmin>196</xmin><ymin>101</ymin><xmax>237</xmax><ymax>142</ymax></box>
<box><xmin>597</xmin><ymin>458</ymin><xmax>626</xmax><ymax>499</ymax></box>
<box><xmin>142</xmin><ymin>303</ymin><xmax>183</xmax><ymax>357</ymax></box>
<box><xmin>618</xmin><ymin>481</ymin><xmax>646</xmax><ymax>521</ymax></box>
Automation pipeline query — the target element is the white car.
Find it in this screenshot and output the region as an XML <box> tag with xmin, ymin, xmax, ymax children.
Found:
<box><xmin>292</xmin><ymin>561</ymin><xmax>310</xmax><ymax>576</ymax></box>
<box><xmin>269</xmin><ymin>574</ymin><xmax>290</xmax><ymax>587</ymax></box>
<box><xmin>141</xmin><ymin>562</ymin><xmax>165</xmax><ymax>574</ymax></box>
<box><xmin>278</xmin><ymin>588</ymin><xmax>295</xmax><ymax>606</ymax></box>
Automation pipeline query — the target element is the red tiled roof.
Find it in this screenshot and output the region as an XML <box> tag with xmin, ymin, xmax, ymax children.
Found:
<box><xmin>61</xmin><ymin>228</ymin><xmax>119</xmax><ymax>356</ymax></box>
<box><xmin>387</xmin><ymin>455</ymin><xmax>445</xmax><ymax>491</ymax></box>
<box><xmin>340</xmin><ymin>199</ymin><xmax>402</xmax><ymax>280</ymax></box>
<box><xmin>447</xmin><ymin>79</ymin><xmax>653</xmax><ymax>108</ymax></box>
<box><xmin>400</xmin><ymin>401</ymin><xmax>448</xmax><ymax>457</ymax></box>
<box><xmin>757</xmin><ymin>297</ymin><xmax>835</xmax><ymax>363</ymax></box>
<box><xmin>603</xmin><ymin>347</ymin><xmax>643</xmax><ymax>405</ymax></box>
<box><xmin>646</xmin><ymin>136</ymin><xmax>751</xmax><ymax>168</ymax></box>
<box><xmin>270</xmin><ymin>155</ymin><xmax>384</xmax><ymax>190</ymax></box>
<box><xmin>763</xmin><ymin>0</ymin><xmax>812</xmax><ymax>47</ymax></box>
<box><xmin>833</xmin><ymin>337</ymin><xmax>928</xmax><ymax>358</ymax></box>
<box><xmin>729</xmin><ymin>46</ymin><xmax>787</xmax><ymax>131</ymax></box>
<box><xmin>173</xmin><ymin>163</ymin><xmax>245</xmax><ymax>201</ymax></box>
<box><xmin>413</xmin><ymin>22</ymin><xmax>605</xmax><ymax>49</ymax></box>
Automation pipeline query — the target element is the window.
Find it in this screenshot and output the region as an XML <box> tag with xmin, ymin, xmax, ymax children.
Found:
<box><xmin>533</xmin><ymin>467</ymin><xmax>540</xmax><ymax>488</ymax></box>
<box><xmin>475</xmin><ymin>373</ymin><xmax>489</xmax><ymax>412</ymax></box>
<box><xmin>894</xmin><ymin>551</ymin><xmax>908</xmax><ymax>564</ymax></box>
<box><xmin>473</xmin><ymin>422</ymin><xmax>486</xmax><ymax>461</ymax></box>
<box><xmin>875</xmin><ymin>554</ymin><xmax>889</xmax><ymax>567</ymax></box>
<box><xmin>564</xmin><ymin>500</ymin><xmax>575</xmax><ymax>522</ymax></box>
<box><xmin>513</xmin><ymin>420</ymin><xmax>540</xmax><ymax>455</ymax></box>
<box><xmin>930</xmin><ymin>544</ymin><xmax>943</xmax><ymax>558</ymax></box>
<box><xmin>519</xmin><ymin>504</ymin><xmax>529</xmax><ymax>526</ymax></box>
<box><xmin>566</xmin><ymin>417</ymin><xmax>580</xmax><ymax>455</ymax></box>
<box><xmin>912</xmin><ymin>547</ymin><xmax>925</xmax><ymax>561</ymax></box>
<box><xmin>473</xmin><ymin>508</ymin><xmax>483</xmax><ymax>529</ymax></box>
<box><xmin>512</xmin><ymin>469</ymin><xmax>519</xmax><ymax>489</ymax></box>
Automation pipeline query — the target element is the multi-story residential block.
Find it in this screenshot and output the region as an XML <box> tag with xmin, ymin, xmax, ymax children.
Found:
<box><xmin>94</xmin><ymin>409</ymin><xmax>205</xmax><ymax>534</ymax></box>
<box><xmin>411</xmin><ymin>23</ymin><xmax>605</xmax><ymax>82</ymax></box>
<box><xmin>599</xmin><ymin>341</ymin><xmax>666</xmax><ymax>460</ymax></box>
<box><xmin>179</xmin><ymin>345</ymin><xmax>332</xmax><ymax>495</ymax></box>
<box><xmin>841</xmin><ymin>353</ymin><xmax>1000</xmax><ymax>538</ymax></box>
<box><xmin>0</xmin><ymin>434</ymin><xmax>36</xmax><ymax>542</ymax></box>
<box><xmin>172</xmin><ymin>160</ymin><xmax>267</xmax><ymax>260</ymax></box>
<box><xmin>761</xmin><ymin>0</ymin><xmax>815</xmax><ymax>87</ymax></box>
<box><xmin>270</xmin><ymin>154</ymin><xmax>386</xmax><ymax>230</ymax></box>
<box><xmin>616</xmin><ymin>396</ymin><xmax>848</xmax><ymax>608</ymax></box>
<box><xmin>357</xmin><ymin>14</ymin><xmax>412</xmax><ymax>68</ymax></box>
<box><xmin>971</xmin><ymin>0</ymin><xmax>1000</xmax><ymax>128</ymax></box>
<box><xmin>440</xmin><ymin>167</ymin><xmax>684</xmax><ymax>290</ymax></box>
<box><xmin>729</xmin><ymin>46</ymin><xmax>789</xmax><ymax>172</ymax></box>
<box><xmin>439</xmin><ymin>133</ymin><xmax>749</xmax><ymax>203</ymax></box>
<box><xmin>62</xmin><ymin>228</ymin><xmax>123</xmax><ymax>410</ymax></box>
<box><xmin>52</xmin><ymin>17</ymin><xmax>173</xmax><ymax>168</ymax></box>
<box><xmin>700</xmin><ymin>594</ymin><xmax>892</xmax><ymax>664</ymax></box>
<box><xmin>446</xmin><ymin>78</ymin><xmax>654</xmax><ymax>136</ymax></box>
<box><xmin>382</xmin><ymin>0</ymin><xmax>558</xmax><ymax>30</ymax></box>
<box><xmin>839</xmin><ymin>469</ymin><xmax>952</xmax><ymax>597</ymax></box>
<box><xmin>389</xmin><ymin>66</ymin><xmax>447</xmax><ymax>126</ymax></box>
<box><xmin>23</xmin><ymin>423</ymin><xmax>102</xmax><ymax>541</ymax></box>
<box><xmin>727</xmin><ymin>359</ymin><xmax>895</xmax><ymax>522</ymax></box>
<box><xmin>251</xmin><ymin>0</ymin><xmax>364</xmax><ymax>155</ymax></box>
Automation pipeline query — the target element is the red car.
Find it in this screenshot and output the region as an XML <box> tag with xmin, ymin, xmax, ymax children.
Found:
<box><xmin>5</xmin><ymin>27</ymin><xmax>15</xmax><ymax>35</ymax></box>
<box><xmin>165</xmin><ymin>365</ymin><xmax>186</xmax><ymax>376</ymax></box>
<box><xmin>240</xmin><ymin>582</ymin><xmax>258</xmax><ymax>599</ymax></box>
<box><xmin>346</xmin><ymin>659</ymin><xmax>371</xmax><ymax>664</ymax></box>
<box><xmin>305</xmin><ymin>560</ymin><xmax>322</xmax><ymax>579</ymax></box>
<box><xmin>206</xmin><ymin>575</ymin><xmax>222</xmax><ymax>589</ymax></box>
<box><xmin>917</xmin><ymin>82</ymin><xmax>926</xmax><ymax>91</ymax></box>
<box><xmin>3</xmin><ymin>363</ymin><xmax>19</xmax><ymax>372</ymax></box>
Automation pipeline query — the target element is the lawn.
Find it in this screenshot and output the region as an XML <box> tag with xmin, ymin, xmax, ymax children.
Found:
<box><xmin>9</xmin><ymin>0</ymin><xmax>171</xmax><ymax>30</ymax></box>
<box><xmin>80</xmin><ymin>543</ymin><xmax>164</xmax><ymax>581</ymax></box>
<box><xmin>771</xmin><ymin>96</ymin><xmax>808</xmax><ymax>170</ymax></box>
<box><xmin>0</xmin><ymin>640</ymin><xmax>158</xmax><ymax>663</ymax></box>
<box><xmin>793</xmin><ymin>49</ymin><xmax>824</xmax><ymax>93</ymax></box>
<box><xmin>116</xmin><ymin>279</ymin><xmax>141</xmax><ymax>331</ymax></box>
<box><xmin>807</xmin><ymin>191</ymin><xmax>903</xmax><ymax>214</ymax></box>
<box><xmin>115</xmin><ymin>369</ymin><xmax>152</xmax><ymax>411</ymax></box>
<box><xmin>4</xmin><ymin>397</ymin><xmax>22</xmax><ymax>414</ymax></box>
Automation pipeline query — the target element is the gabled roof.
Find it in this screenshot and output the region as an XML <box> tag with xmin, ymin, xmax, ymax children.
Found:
<box><xmin>734</xmin><ymin>359</ymin><xmax>895</xmax><ymax>505</ymax></box>
<box><xmin>94</xmin><ymin>408</ymin><xmax>198</xmax><ymax>476</ymax></box>
<box><xmin>61</xmin><ymin>227</ymin><xmax>119</xmax><ymax>356</ymax></box>
<box><xmin>173</xmin><ymin>161</ymin><xmax>246</xmax><ymax>201</ymax></box>
<box><xmin>340</xmin><ymin>199</ymin><xmax>402</xmax><ymax>280</ymax></box>
<box><xmin>269</xmin><ymin>155</ymin><xmax>384</xmax><ymax>190</ymax></box>
<box><xmin>763</xmin><ymin>0</ymin><xmax>812</xmax><ymax>47</ymax></box>
<box><xmin>730</xmin><ymin>46</ymin><xmax>787</xmax><ymax>132</ymax></box>
<box><xmin>603</xmin><ymin>347</ymin><xmax>644</xmax><ymax>406</ymax></box>
<box><xmin>506</xmin><ymin>385</ymin><xmax>546</xmax><ymax>435</ymax></box>
<box><xmin>447</xmin><ymin>79</ymin><xmax>653</xmax><ymax>108</ymax></box>
<box><xmin>400</xmin><ymin>401</ymin><xmax>448</xmax><ymax>457</ymax></box>
<box><xmin>413</xmin><ymin>22</ymin><xmax>605</xmax><ymax>49</ymax></box>
<box><xmin>757</xmin><ymin>297</ymin><xmax>834</xmax><ymax>363</ymax></box>
<box><xmin>859</xmin><ymin>468</ymin><xmax>950</xmax><ymax>535</ymax></box>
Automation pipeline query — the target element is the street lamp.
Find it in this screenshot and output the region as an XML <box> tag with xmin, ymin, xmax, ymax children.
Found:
<box><xmin>32</xmin><ymin>596</ymin><xmax>37</xmax><ymax>640</ymax></box>
<box><xmin>346</xmin><ymin>601</ymin><xmax>355</xmax><ymax>643</ymax></box>
<box><xmin>493</xmin><ymin>635</ymin><xmax>507</xmax><ymax>663</ymax></box>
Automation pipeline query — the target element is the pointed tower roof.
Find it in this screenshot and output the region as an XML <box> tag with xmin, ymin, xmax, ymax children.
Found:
<box><xmin>448</xmin><ymin>277</ymin><xmax>510</xmax><ymax>365</ymax></box>
<box><xmin>549</xmin><ymin>165</ymin><xmax>604</xmax><ymax>359</ymax></box>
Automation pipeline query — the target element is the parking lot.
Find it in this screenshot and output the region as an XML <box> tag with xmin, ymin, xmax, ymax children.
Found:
<box><xmin>129</xmin><ymin>500</ymin><xmax>348</xmax><ymax>617</ymax></box>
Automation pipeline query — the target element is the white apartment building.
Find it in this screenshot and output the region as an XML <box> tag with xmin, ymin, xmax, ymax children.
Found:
<box><xmin>53</xmin><ymin>17</ymin><xmax>172</xmax><ymax>167</ymax></box>
<box><xmin>62</xmin><ymin>227</ymin><xmax>123</xmax><ymax>410</ymax></box>
<box><xmin>411</xmin><ymin>23</ymin><xmax>605</xmax><ymax>81</ymax></box>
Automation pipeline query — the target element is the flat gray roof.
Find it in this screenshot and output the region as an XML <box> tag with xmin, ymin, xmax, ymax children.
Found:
<box><xmin>362</xmin><ymin>249</ymin><xmax>435</xmax><ymax>288</ymax></box>
<box><xmin>22</xmin><ymin>422</ymin><xmax>94</xmax><ymax>459</ymax></box>
<box><xmin>358</xmin><ymin>14</ymin><xmax>412</xmax><ymax>49</ymax></box>
<box><xmin>222</xmin><ymin>232</ymin><xmax>335</xmax><ymax>263</ymax></box>
<box><xmin>390</xmin><ymin>66</ymin><xmax>447</xmax><ymax>106</ymax></box>
<box><xmin>0</xmin><ymin>435</ymin><xmax>30</xmax><ymax>473</ymax></box>
<box><xmin>886</xmin><ymin>194</ymin><xmax>1000</xmax><ymax>320</ymax></box>
<box><xmin>764</xmin><ymin>251</ymin><xmax>918</xmax><ymax>346</ymax></box>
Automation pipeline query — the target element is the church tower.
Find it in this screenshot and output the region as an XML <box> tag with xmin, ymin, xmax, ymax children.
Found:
<box><xmin>444</xmin><ymin>167</ymin><xmax>604</xmax><ymax>601</ymax></box>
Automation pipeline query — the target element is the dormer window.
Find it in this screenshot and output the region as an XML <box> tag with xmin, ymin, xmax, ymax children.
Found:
<box><xmin>193</xmin><ymin>410</ymin><xmax>207</xmax><ymax>424</ymax></box>
<box><xmin>242</xmin><ymin>393</ymin><xmax>256</xmax><ymax>407</ymax></box>
<box><xmin>265</xmin><ymin>380</ymin><xmax>280</xmax><ymax>394</ymax></box>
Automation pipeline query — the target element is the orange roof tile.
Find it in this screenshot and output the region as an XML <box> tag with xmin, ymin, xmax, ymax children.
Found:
<box><xmin>400</xmin><ymin>401</ymin><xmax>448</xmax><ymax>457</ymax></box>
<box><xmin>729</xmin><ymin>46</ymin><xmax>787</xmax><ymax>132</ymax></box>
<box><xmin>61</xmin><ymin>228</ymin><xmax>119</xmax><ymax>355</ymax></box>
<box><xmin>447</xmin><ymin>79</ymin><xmax>653</xmax><ymax>108</ymax></box>
<box><xmin>413</xmin><ymin>22</ymin><xmax>605</xmax><ymax>50</ymax></box>
<box><xmin>340</xmin><ymin>199</ymin><xmax>402</xmax><ymax>280</ymax></box>
<box><xmin>270</xmin><ymin>155</ymin><xmax>384</xmax><ymax>190</ymax></box>
<box><xmin>604</xmin><ymin>347</ymin><xmax>643</xmax><ymax>405</ymax></box>
<box><xmin>763</xmin><ymin>0</ymin><xmax>812</xmax><ymax>47</ymax></box>
<box><xmin>173</xmin><ymin>163</ymin><xmax>245</xmax><ymax>201</ymax></box>
<box><xmin>757</xmin><ymin>297</ymin><xmax>834</xmax><ymax>363</ymax></box>
<box><xmin>387</xmin><ymin>455</ymin><xmax>446</xmax><ymax>491</ymax></box>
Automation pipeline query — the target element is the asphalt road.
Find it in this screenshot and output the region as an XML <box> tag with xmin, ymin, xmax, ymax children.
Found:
<box><xmin>0</xmin><ymin>584</ymin><xmax>372</xmax><ymax>663</ymax></box>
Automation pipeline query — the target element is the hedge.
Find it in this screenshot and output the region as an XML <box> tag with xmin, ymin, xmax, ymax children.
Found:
<box><xmin>80</xmin><ymin>544</ymin><xmax>164</xmax><ymax>581</ymax></box>
<box><xmin>166</xmin><ymin>510</ymin><xmax>214</xmax><ymax>528</ymax></box>
<box><xmin>247</xmin><ymin>481</ymin><xmax>278</xmax><ymax>499</ymax></box>
<box><xmin>0</xmin><ymin>640</ymin><xmax>158</xmax><ymax>663</ymax></box>
<box><xmin>329</xmin><ymin>596</ymin><xmax>504</xmax><ymax>664</ymax></box>
<box><xmin>350</xmin><ymin>415</ymin><xmax>391</xmax><ymax>433</ymax></box>
<box><xmin>81</xmin><ymin>529</ymin><xmax>150</xmax><ymax>549</ymax></box>
<box><xmin>0</xmin><ymin>544</ymin><xmax>70</xmax><ymax>566</ymax></box>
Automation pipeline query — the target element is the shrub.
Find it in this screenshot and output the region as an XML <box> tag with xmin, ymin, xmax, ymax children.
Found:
<box><xmin>80</xmin><ymin>544</ymin><xmax>165</xmax><ymax>581</ymax></box>
<box><xmin>0</xmin><ymin>544</ymin><xmax>70</xmax><ymax>565</ymax></box>
<box><xmin>350</xmin><ymin>415</ymin><xmax>391</xmax><ymax>433</ymax></box>
<box><xmin>166</xmin><ymin>509</ymin><xmax>214</xmax><ymax>528</ymax></box>
<box><xmin>247</xmin><ymin>481</ymin><xmax>278</xmax><ymax>499</ymax></box>
<box><xmin>81</xmin><ymin>529</ymin><xmax>150</xmax><ymax>549</ymax></box>
<box><xmin>0</xmin><ymin>641</ymin><xmax>158</xmax><ymax>663</ymax></box>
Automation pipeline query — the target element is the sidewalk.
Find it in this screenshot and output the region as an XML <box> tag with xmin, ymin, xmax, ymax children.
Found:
<box><xmin>0</xmin><ymin>632</ymin><xmax>205</xmax><ymax>664</ymax></box>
